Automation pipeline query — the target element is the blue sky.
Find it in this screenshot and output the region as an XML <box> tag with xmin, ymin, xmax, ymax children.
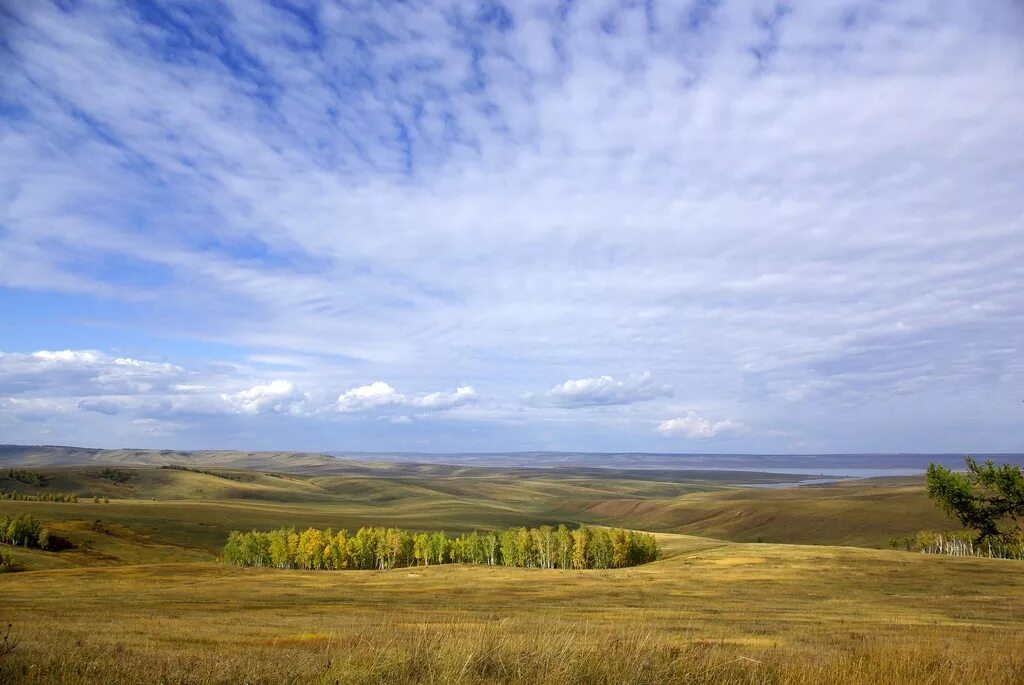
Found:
<box><xmin>0</xmin><ymin>0</ymin><xmax>1021</xmax><ymax>453</ymax></box>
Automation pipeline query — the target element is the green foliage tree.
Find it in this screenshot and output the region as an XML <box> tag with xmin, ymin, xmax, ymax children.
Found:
<box><xmin>222</xmin><ymin>524</ymin><xmax>658</xmax><ymax>571</ymax></box>
<box><xmin>0</xmin><ymin>514</ymin><xmax>45</xmax><ymax>549</ymax></box>
<box><xmin>926</xmin><ymin>457</ymin><xmax>1024</xmax><ymax>542</ymax></box>
<box><xmin>0</xmin><ymin>490</ymin><xmax>78</xmax><ymax>502</ymax></box>
<box><xmin>3</xmin><ymin>469</ymin><xmax>48</xmax><ymax>486</ymax></box>
<box><xmin>571</xmin><ymin>525</ymin><xmax>591</xmax><ymax>569</ymax></box>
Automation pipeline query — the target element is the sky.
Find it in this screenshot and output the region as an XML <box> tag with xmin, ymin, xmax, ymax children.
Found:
<box><xmin>0</xmin><ymin>0</ymin><xmax>1022</xmax><ymax>454</ymax></box>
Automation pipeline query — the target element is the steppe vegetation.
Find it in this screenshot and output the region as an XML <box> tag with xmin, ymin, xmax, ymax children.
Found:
<box><xmin>0</xmin><ymin>449</ymin><xmax>1021</xmax><ymax>684</ymax></box>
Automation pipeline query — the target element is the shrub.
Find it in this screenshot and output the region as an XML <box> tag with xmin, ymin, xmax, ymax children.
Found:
<box><xmin>0</xmin><ymin>553</ymin><xmax>19</xmax><ymax>573</ymax></box>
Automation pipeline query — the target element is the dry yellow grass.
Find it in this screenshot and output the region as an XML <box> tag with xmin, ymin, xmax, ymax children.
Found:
<box><xmin>2</xmin><ymin>533</ymin><xmax>1022</xmax><ymax>684</ymax></box>
<box><xmin>1</xmin><ymin>464</ymin><xmax>1019</xmax><ymax>683</ymax></box>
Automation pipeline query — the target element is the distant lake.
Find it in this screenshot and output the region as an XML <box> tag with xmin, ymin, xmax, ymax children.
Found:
<box><xmin>737</xmin><ymin>477</ymin><xmax>863</xmax><ymax>489</ymax></box>
<box><xmin>332</xmin><ymin>451</ymin><xmax>1024</xmax><ymax>477</ymax></box>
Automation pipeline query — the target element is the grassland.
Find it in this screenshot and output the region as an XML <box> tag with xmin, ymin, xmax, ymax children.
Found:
<box><xmin>3</xmin><ymin>534</ymin><xmax>1022</xmax><ymax>684</ymax></box>
<box><xmin>0</xmin><ymin>460</ymin><xmax>953</xmax><ymax>552</ymax></box>
<box><xmin>0</xmin><ymin>455</ymin><xmax>1018</xmax><ymax>683</ymax></box>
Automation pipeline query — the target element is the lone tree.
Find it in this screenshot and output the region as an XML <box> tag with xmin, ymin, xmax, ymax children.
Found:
<box><xmin>925</xmin><ymin>457</ymin><xmax>1024</xmax><ymax>542</ymax></box>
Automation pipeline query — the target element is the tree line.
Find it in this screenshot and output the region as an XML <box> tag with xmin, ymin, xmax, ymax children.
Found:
<box><xmin>93</xmin><ymin>468</ymin><xmax>133</xmax><ymax>483</ymax></box>
<box><xmin>889</xmin><ymin>530</ymin><xmax>1024</xmax><ymax>560</ymax></box>
<box><xmin>0</xmin><ymin>490</ymin><xmax>78</xmax><ymax>503</ymax></box>
<box><xmin>3</xmin><ymin>469</ymin><xmax>48</xmax><ymax>487</ymax></box>
<box><xmin>159</xmin><ymin>464</ymin><xmax>245</xmax><ymax>481</ymax></box>
<box><xmin>0</xmin><ymin>514</ymin><xmax>50</xmax><ymax>550</ymax></box>
<box><xmin>223</xmin><ymin>524</ymin><xmax>659</xmax><ymax>571</ymax></box>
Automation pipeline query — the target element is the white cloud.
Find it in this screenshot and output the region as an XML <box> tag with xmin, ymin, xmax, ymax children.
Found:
<box><xmin>224</xmin><ymin>379</ymin><xmax>308</xmax><ymax>415</ymax></box>
<box><xmin>542</xmin><ymin>373</ymin><xmax>671</xmax><ymax>407</ymax></box>
<box><xmin>0</xmin><ymin>2</ymin><xmax>1021</xmax><ymax>451</ymax></box>
<box><xmin>334</xmin><ymin>381</ymin><xmax>405</xmax><ymax>412</ymax></box>
<box><xmin>30</xmin><ymin>350</ymin><xmax>102</xmax><ymax>363</ymax></box>
<box><xmin>0</xmin><ymin>349</ymin><xmax>186</xmax><ymax>396</ymax></box>
<box><xmin>411</xmin><ymin>386</ymin><xmax>478</xmax><ymax>410</ymax></box>
<box><xmin>335</xmin><ymin>382</ymin><xmax>479</xmax><ymax>413</ymax></box>
<box><xmin>656</xmin><ymin>412</ymin><xmax>742</xmax><ymax>439</ymax></box>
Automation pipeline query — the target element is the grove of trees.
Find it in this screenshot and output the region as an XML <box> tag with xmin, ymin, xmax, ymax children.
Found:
<box><xmin>0</xmin><ymin>514</ymin><xmax>50</xmax><ymax>549</ymax></box>
<box><xmin>0</xmin><ymin>490</ymin><xmax>78</xmax><ymax>503</ymax></box>
<box><xmin>3</xmin><ymin>469</ymin><xmax>48</xmax><ymax>486</ymax></box>
<box><xmin>223</xmin><ymin>524</ymin><xmax>658</xmax><ymax>571</ymax></box>
<box><xmin>889</xmin><ymin>529</ymin><xmax>1024</xmax><ymax>559</ymax></box>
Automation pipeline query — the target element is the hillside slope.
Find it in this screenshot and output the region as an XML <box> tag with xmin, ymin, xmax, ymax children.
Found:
<box><xmin>0</xmin><ymin>444</ymin><xmax>342</xmax><ymax>471</ymax></box>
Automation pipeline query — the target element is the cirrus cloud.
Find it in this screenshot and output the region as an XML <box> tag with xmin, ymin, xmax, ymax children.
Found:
<box><xmin>0</xmin><ymin>1</ymin><xmax>1021</xmax><ymax>452</ymax></box>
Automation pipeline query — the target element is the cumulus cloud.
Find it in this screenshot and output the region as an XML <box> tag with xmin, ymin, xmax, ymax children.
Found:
<box><xmin>0</xmin><ymin>350</ymin><xmax>186</xmax><ymax>396</ymax></box>
<box><xmin>542</xmin><ymin>373</ymin><xmax>671</xmax><ymax>408</ymax></box>
<box><xmin>411</xmin><ymin>386</ymin><xmax>478</xmax><ymax>410</ymax></box>
<box><xmin>30</xmin><ymin>350</ymin><xmax>102</xmax><ymax>363</ymax></box>
<box><xmin>656</xmin><ymin>412</ymin><xmax>742</xmax><ymax>439</ymax></box>
<box><xmin>334</xmin><ymin>381</ymin><xmax>405</xmax><ymax>412</ymax></box>
<box><xmin>335</xmin><ymin>382</ymin><xmax>479</xmax><ymax>413</ymax></box>
<box><xmin>224</xmin><ymin>380</ymin><xmax>308</xmax><ymax>415</ymax></box>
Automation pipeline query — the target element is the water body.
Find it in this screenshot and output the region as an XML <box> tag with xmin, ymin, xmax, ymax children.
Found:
<box><xmin>737</xmin><ymin>477</ymin><xmax>856</xmax><ymax>489</ymax></box>
<box><xmin>332</xmin><ymin>451</ymin><xmax>1024</xmax><ymax>477</ymax></box>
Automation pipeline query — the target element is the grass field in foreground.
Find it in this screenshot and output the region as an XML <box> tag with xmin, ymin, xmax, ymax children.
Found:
<box><xmin>0</xmin><ymin>460</ymin><xmax>1016</xmax><ymax>683</ymax></box>
<box><xmin>2</xmin><ymin>533</ymin><xmax>1022</xmax><ymax>684</ymax></box>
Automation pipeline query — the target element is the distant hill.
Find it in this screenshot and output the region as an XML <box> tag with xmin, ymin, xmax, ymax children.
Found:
<box><xmin>0</xmin><ymin>444</ymin><xmax>342</xmax><ymax>472</ymax></box>
<box><xmin>4</xmin><ymin>444</ymin><xmax>1023</xmax><ymax>476</ymax></box>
